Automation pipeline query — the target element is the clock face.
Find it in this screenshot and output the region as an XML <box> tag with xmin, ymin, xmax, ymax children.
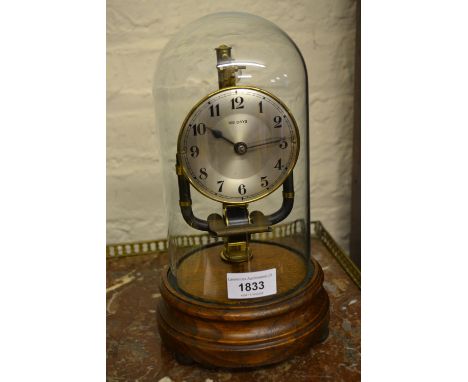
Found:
<box><xmin>177</xmin><ymin>87</ymin><xmax>300</xmax><ymax>204</ymax></box>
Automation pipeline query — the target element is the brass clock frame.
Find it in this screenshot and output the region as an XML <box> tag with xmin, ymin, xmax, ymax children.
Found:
<box><xmin>176</xmin><ymin>85</ymin><xmax>301</xmax><ymax>205</ymax></box>
<box><xmin>174</xmin><ymin>45</ymin><xmax>300</xmax><ymax>263</ymax></box>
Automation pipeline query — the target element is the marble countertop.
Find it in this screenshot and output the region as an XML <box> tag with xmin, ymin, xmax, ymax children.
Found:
<box><xmin>107</xmin><ymin>239</ymin><xmax>361</xmax><ymax>381</ymax></box>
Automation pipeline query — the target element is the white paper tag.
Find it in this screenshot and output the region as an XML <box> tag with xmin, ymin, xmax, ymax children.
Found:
<box><xmin>226</xmin><ymin>268</ymin><xmax>277</xmax><ymax>299</ymax></box>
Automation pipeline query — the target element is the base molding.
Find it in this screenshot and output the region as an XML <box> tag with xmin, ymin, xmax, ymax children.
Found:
<box><xmin>157</xmin><ymin>258</ymin><xmax>330</xmax><ymax>368</ymax></box>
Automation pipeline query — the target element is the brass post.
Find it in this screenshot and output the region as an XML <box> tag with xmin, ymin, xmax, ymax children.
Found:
<box><xmin>215</xmin><ymin>44</ymin><xmax>245</xmax><ymax>89</ymax></box>
<box><xmin>220</xmin><ymin>204</ymin><xmax>252</xmax><ymax>263</ymax></box>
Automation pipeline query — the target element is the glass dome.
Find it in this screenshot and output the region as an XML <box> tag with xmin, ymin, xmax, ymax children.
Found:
<box><xmin>154</xmin><ymin>12</ymin><xmax>312</xmax><ymax>305</ymax></box>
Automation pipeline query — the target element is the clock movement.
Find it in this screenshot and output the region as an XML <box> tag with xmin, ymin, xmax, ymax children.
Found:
<box><xmin>153</xmin><ymin>12</ymin><xmax>330</xmax><ymax>368</ymax></box>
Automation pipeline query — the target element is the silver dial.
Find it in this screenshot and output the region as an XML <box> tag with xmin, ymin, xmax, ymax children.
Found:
<box><xmin>178</xmin><ymin>87</ymin><xmax>300</xmax><ymax>204</ymax></box>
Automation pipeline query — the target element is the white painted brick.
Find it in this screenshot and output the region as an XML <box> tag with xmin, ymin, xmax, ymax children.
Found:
<box><xmin>107</xmin><ymin>111</ymin><xmax>159</xmax><ymax>159</ymax></box>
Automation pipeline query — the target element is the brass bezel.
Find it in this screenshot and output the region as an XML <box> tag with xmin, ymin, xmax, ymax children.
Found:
<box><xmin>176</xmin><ymin>86</ymin><xmax>300</xmax><ymax>205</ymax></box>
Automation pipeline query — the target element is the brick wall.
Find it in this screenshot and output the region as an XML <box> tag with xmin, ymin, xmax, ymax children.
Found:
<box><xmin>107</xmin><ymin>0</ymin><xmax>356</xmax><ymax>252</ymax></box>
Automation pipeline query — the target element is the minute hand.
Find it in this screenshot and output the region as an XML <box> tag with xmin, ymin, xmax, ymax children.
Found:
<box><xmin>247</xmin><ymin>138</ymin><xmax>285</xmax><ymax>150</ymax></box>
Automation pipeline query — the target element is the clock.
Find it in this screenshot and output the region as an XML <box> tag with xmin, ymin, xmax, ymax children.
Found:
<box><xmin>177</xmin><ymin>86</ymin><xmax>300</xmax><ymax>204</ymax></box>
<box><xmin>154</xmin><ymin>12</ymin><xmax>330</xmax><ymax>369</ymax></box>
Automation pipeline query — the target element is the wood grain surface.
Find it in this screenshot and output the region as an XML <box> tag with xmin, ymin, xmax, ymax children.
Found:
<box><xmin>158</xmin><ymin>242</ymin><xmax>330</xmax><ymax>368</ymax></box>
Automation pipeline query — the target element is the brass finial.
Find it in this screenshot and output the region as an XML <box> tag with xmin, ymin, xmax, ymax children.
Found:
<box><xmin>215</xmin><ymin>44</ymin><xmax>245</xmax><ymax>89</ymax></box>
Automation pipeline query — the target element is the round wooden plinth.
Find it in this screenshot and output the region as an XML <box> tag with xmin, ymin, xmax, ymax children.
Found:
<box><xmin>157</xmin><ymin>256</ymin><xmax>330</xmax><ymax>368</ymax></box>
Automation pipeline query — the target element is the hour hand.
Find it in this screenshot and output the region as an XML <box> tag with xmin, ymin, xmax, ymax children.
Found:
<box><xmin>207</xmin><ymin>127</ymin><xmax>236</xmax><ymax>146</ymax></box>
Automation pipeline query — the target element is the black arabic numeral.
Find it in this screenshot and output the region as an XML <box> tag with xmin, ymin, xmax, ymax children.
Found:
<box><xmin>279</xmin><ymin>140</ymin><xmax>288</xmax><ymax>149</ymax></box>
<box><xmin>191</xmin><ymin>123</ymin><xmax>207</xmax><ymax>136</ymax></box>
<box><xmin>258</xmin><ymin>101</ymin><xmax>263</xmax><ymax>113</ymax></box>
<box><xmin>259</xmin><ymin>281</ymin><xmax>264</xmax><ymax>289</ymax></box>
<box><xmin>274</xmin><ymin>159</ymin><xmax>283</xmax><ymax>170</ymax></box>
<box><xmin>217</xmin><ymin>180</ymin><xmax>224</xmax><ymax>192</ymax></box>
<box><xmin>273</xmin><ymin>116</ymin><xmax>282</xmax><ymax>128</ymax></box>
<box><xmin>231</xmin><ymin>96</ymin><xmax>244</xmax><ymax>109</ymax></box>
<box><xmin>190</xmin><ymin>146</ymin><xmax>199</xmax><ymax>158</ymax></box>
<box><xmin>238</xmin><ymin>184</ymin><xmax>247</xmax><ymax>195</ymax></box>
<box><xmin>260</xmin><ymin>176</ymin><xmax>269</xmax><ymax>188</ymax></box>
<box><xmin>199</xmin><ymin>168</ymin><xmax>208</xmax><ymax>180</ymax></box>
<box><xmin>209</xmin><ymin>103</ymin><xmax>220</xmax><ymax>117</ymax></box>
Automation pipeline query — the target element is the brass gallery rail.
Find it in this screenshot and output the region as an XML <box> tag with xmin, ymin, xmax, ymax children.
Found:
<box><xmin>106</xmin><ymin>220</ymin><xmax>360</xmax><ymax>289</ymax></box>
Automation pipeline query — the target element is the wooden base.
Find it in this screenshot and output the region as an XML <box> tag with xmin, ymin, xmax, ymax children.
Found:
<box><xmin>157</xmin><ymin>252</ymin><xmax>330</xmax><ymax>369</ymax></box>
